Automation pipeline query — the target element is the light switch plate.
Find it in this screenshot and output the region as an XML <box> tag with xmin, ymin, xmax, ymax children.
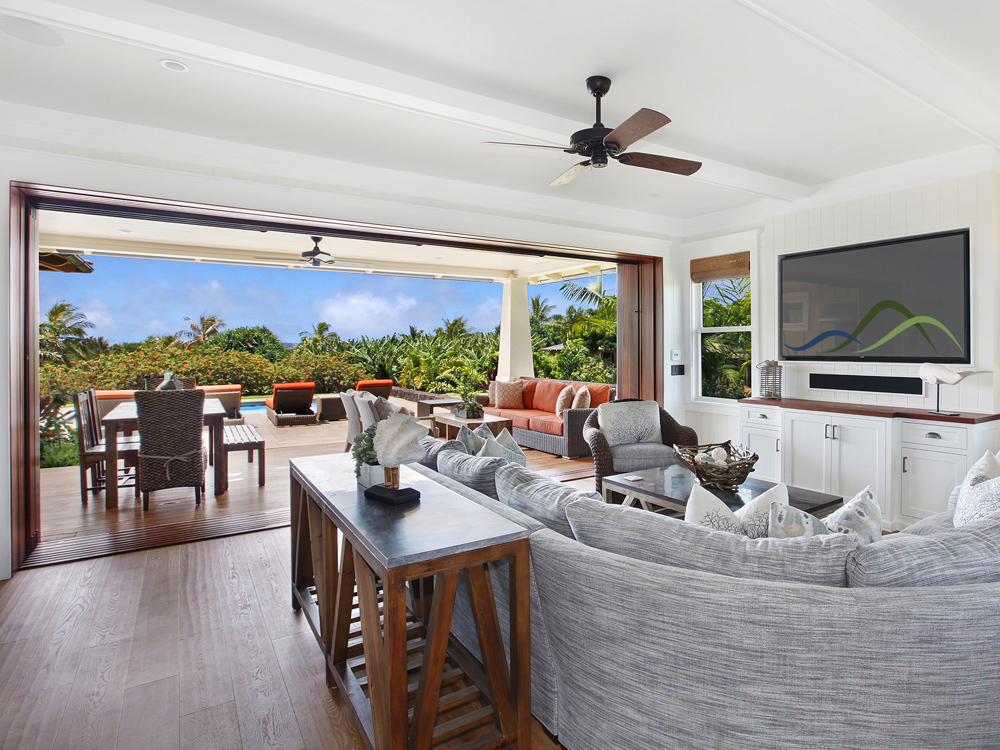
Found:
<box><xmin>670</xmin><ymin>349</ymin><xmax>682</xmax><ymax>361</ymax></box>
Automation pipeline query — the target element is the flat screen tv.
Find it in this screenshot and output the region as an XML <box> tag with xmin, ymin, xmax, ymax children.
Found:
<box><xmin>779</xmin><ymin>229</ymin><xmax>970</xmax><ymax>363</ymax></box>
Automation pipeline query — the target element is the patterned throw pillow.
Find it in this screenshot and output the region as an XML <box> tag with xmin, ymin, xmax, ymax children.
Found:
<box><xmin>478</xmin><ymin>436</ymin><xmax>528</xmax><ymax>467</ymax></box>
<box><xmin>954</xmin><ymin>451</ymin><xmax>1000</xmax><ymax>526</ymax></box>
<box><xmin>596</xmin><ymin>401</ymin><xmax>661</xmax><ymax>447</ymax></box>
<box><xmin>456</xmin><ymin>425</ymin><xmax>486</xmax><ymax>455</ymax></box>
<box><xmin>555</xmin><ymin>385</ymin><xmax>575</xmax><ymax>418</ymax></box>
<box><xmin>488</xmin><ymin>381</ymin><xmax>496</xmax><ymax>407</ymax></box>
<box><xmin>825</xmin><ymin>486</ymin><xmax>882</xmax><ymax>545</ymax></box>
<box><xmin>685</xmin><ymin>484</ymin><xmax>743</xmax><ymax>535</ymax></box>
<box><xmin>768</xmin><ymin>503</ymin><xmax>831</xmax><ymax>539</ymax></box>
<box><xmin>572</xmin><ymin>387</ymin><xmax>591</xmax><ymax>409</ymax></box>
<box><xmin>734</xmin><ymin>483</ymin><xmax>789</xmax><ymax>539</ymax></box>
<box><xmin>494</xmin><ymin>380</ymin><xmax>524</xmax><ymax>409</ymax></box>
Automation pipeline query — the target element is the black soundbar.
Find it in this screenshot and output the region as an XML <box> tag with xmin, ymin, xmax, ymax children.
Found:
<box><xmin>809</xmin><ymin>373</ymin><xmax>923</xmax><ymax>395</ymax></box>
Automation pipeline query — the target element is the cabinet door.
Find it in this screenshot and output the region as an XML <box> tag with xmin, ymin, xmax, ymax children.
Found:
<box><xmin>741</xmin><ymin>425</ymin><xmax>781</xmax><ymax>483</ymax></box>
<box><xmin>831</xmin><ymin>415</ymin><xmax>888</xmax><ymax>510</ymax></box>
<box><xmin>901</xmin><ymin>448</ymin><xmax>966</xmax><ymax>520</ymax></box>
<box><xmin>781</xmin><ymin>411</ymin><xmax>831</xmax><ymax>493</ymax></box>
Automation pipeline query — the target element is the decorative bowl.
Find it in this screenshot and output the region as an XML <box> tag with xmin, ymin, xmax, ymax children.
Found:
<box><xmin>673</xmin><ymin>440</ymin><xmax>759</xmax><ymax>491</ymax></box>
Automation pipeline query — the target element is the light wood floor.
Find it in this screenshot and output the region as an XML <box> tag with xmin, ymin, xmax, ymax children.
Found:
<box><xmin>0</xmin><ymin>528</ymin><xmax>562</xmax><ymax>749</ymax></box>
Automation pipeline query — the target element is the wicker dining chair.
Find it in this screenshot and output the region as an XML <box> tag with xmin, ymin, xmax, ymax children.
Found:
<box><xmin>582</xmin><ymin>398</ymin><xmax>698</xmax><ymax>495</ymax></box>
<box><xmin>135</xmin><ymin>388</ymin><xmax>207</xmax><ymax>511</ymax></box>
<box><xmin>73</xmin><ymin>391</ymin><xmax>141</xmax><ymax>504</ymax></box>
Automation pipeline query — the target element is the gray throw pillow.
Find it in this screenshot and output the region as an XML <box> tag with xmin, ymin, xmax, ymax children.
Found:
<box><xmin>566</xmin><ymin>497</ymin><xmax>859</xmax><ymax>587</ymax></box>
<box><xmin>846</xmin><ymin>515</ymin><xmax>1000</xmax><ymax>587</ymax></box>
<box><xmin>436</xmin><ymin>451</ymin><xmax>507</xmax><ymax>500</ymax></box>
<box><xmin>372</xmin><ymin>396</ymin><xmax>396</xmax><ymax>421</ymax></box>
<box><xmin>414</xmin><ymin>436</ymin><xmax>467</xmax><ymax>471</ymax></box>
<box><xmin>494</xmin><ymin>464</ymin><xmax>603</xmax><ymax>538</ymax></box>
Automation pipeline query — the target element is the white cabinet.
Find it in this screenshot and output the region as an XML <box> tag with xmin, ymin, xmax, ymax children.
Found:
<box><xmin>781</xmin><ymin>411</ymin><xmax>888</xmax><ymax>511</ymax></box>
<box><xmin>900</xmin><ymin>447</ymin><xmax>966</xmax><ymax>519</ymax></box>
<box><xmin>741</xmin><ymin>424</ymin><xmax>781</xmax><ymax>483</ymax></box>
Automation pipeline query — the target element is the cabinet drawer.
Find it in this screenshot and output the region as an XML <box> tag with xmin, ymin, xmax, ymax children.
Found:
<box><xmin>900</xmin><ymin>421</ymin><xmax>968</xmax><ymax>450</ymax></box>
<box><xmin>741</xmin><ymin>406</ymin><xmax>780</xmax><ymax>426</ymax></box>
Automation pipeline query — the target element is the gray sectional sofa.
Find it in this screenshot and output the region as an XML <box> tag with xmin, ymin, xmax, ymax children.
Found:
<box><xmin>410</xmin><ymin>451</ymin><xmax>1000</xmax><ymax>750</ymax></box>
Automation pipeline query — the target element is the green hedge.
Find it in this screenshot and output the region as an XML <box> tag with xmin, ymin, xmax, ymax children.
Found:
<box><xmin>42</xmin><ymin>349</ymin><xmax>369</xmax><ymax>397</ymax></box>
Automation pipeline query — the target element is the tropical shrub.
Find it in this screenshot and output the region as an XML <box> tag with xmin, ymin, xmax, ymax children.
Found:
<box><xmin>205</xmin><ymin>325</ymin><xmax>288</xmax><ymax>362</ymax></box>
<box><xmin>278</xmin><ymin>352</ymin><xmax>367</xmax><ymax>394</ymax></box>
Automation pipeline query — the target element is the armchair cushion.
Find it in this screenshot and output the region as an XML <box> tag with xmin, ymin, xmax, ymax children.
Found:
<box><xmin>608</xmin><ymin>442</ymin><xmax>678</xmax><ymax>473</ymax></box>
<box><xmin>597</xmin><ymin>401</ymin><xmax>662</xmax><ymax>446</ymax></box>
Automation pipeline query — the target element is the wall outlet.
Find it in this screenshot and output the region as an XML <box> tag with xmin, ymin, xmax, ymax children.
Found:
<box><xmin>671</xmin><ymin>364</ymin><xmax>685</xmax><ymax>376</ymax></box>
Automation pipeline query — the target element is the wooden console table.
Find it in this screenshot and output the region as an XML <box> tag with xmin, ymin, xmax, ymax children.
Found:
<box><xmin>290</xmin><ymin>454</ymin><xmax>531</xmax><ymax>750</ymax></box>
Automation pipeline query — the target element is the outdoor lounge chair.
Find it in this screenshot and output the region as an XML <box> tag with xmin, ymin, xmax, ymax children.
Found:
<box><xmin>265</xmin><ymin>381</ymin><xmax>318</xmax><ymax>426</ymax></box>
<box><xmin>356</xmin><ymin>379</ymin><xmax>394</xmax><ymax>398</ymax></box>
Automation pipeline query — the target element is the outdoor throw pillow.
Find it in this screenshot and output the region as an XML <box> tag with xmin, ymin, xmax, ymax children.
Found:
<box><xmin>824</xmin><ymin>486</ymin><xmax>882</xmax><ymax>545</ymax></box>
<box><xmin>488</xmin><ymin>380</ymin><xmax>497</xmax><ymax>407</ymax></box>
<box><xmin>494</xmin><ymin>380</ymin><xmax>524</xmax><ymax>409</ymax></box>
<box><xmin>571</xmin><ymin>386</ymin><xmax>591</xmax><ymax>410</ymax></box>
<box><xmin>555</xmin><ymin>385</ymin><xmax>575</xmax><ymax>418</ymax></box>
<box><xmin>596</xmin><ymin>401</ymin><xmax>661</xmax><ymax>447</ymax></box>
<box><xmin>954</xmin><ymin>450</ymin><xmax>1000</xmax><ymax>526</ymax></box>
<box><xmin>734</xmin><ymin>483</ymin><xmax>789</xmax><ymax>539</ymax></box>
<box><xmin>684</xmin><ymin>484</ymin><xmax>743</xmax><ymax>535</ymax></box>
<box><xmin>768</xmin><ymin>503</ymin><xmax>832</xmax><ymax>539</ymax></box>
<box><xmin>494</xmin><ymin>428</ymin><xmax>525</xmax><ymax>463</ymax></box>
<box><xmin>456</xmin><ymin>425</ymin><xmax>486</xmax><ymax>455</ymax></box>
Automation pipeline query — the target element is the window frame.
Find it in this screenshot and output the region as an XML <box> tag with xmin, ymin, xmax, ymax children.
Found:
<box><xmin>694</xmin><ymin>276</ymin><xmax>752</xmax><ymax>402</ymax></box>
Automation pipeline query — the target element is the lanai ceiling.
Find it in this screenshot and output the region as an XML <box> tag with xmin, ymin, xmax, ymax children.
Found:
<box><xmin>2</xmin><ymin>0</ymin><xmax>999</xmax><ymax>235</ymax></box>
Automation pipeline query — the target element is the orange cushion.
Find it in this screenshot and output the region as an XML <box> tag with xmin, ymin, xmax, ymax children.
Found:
<box><xmin>518</xmin><ymin>378</ymin><xmax>537</xmax><ymax>409</ymax></box>
<box><xmin>265</xmin><ymin>397</ymin><xmax>275</xmax><ymax>409</ymax></box>
<box><xmin>95</xmin><ymin>389</ymin><xmax>136</xmax><ymax>399</ymax></box>
<box><xmin>356</xmin><ymin>379</ymin><xmax>393</xmax><ymax>389</ymax></box>
<box><xmin>489</xmin><ymin>408</ymin><xmax>549</xmax><ymax>430</ymax></box>
<box><xmin>533</xmin><ymin>380</ymin><xmax>566</xmax><ymax>414</ymax></box>
<box><xmin>198</xmin><ymin>384</ymin><xmax>241</xmax><ymax>394</ymax></box>
<box><xmin>588</xmin><ymin>383</ymin><xmax>612</xmax><ymax>407</ymax></box>
<box><xmin>483</xmin><ymin>406</ymin><xmax>503</xmax><ymax>417</ymax></box>
<box><xmin>528</xmin><ymin>415</ymin><xmax>565</xmax><ymax>436</ymax></box>
<box><xmin>273</xmin><ymin>382</ymin><xmax>315</xmax><ymax>393</ymax></box>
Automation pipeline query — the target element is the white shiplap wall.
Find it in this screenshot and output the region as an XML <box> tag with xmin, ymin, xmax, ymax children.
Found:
<box><xmin>757</xmin><ymin>173</ymin><xmax>998</xmax><ymax>415</ymax></box>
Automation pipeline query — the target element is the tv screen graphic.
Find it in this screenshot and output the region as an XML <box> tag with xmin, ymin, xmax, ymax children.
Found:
<box><xmin>780</xmin><ymin>230</ymin><xmax>970</xmax><ymax>363</ymax></box>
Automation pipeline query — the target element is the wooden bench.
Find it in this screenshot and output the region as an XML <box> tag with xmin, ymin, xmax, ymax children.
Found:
<box><xmin>223</xmin><ymin>425</ymin><xmax>265</xmax><ymax>486</ymax></box>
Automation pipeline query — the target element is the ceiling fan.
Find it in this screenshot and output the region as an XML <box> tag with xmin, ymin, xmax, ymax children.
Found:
<box><xmin>253</xmin><ymin>236</ymin><xmax>373</xmax><ymax>268</ymax></box>
<box><xmin>486</xmin><ymin>75</ymin><xmax>702</xmax><ymax>186</ymax></box>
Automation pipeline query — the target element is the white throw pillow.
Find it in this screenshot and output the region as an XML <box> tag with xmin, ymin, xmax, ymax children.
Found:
<box><xmin>824</xmin><ymin>486</ymin><xmax>882</xmax><ymax>544</ymax></box>
<box><xmin>456</xmin><ymin>425</ymin><xmax>486</xmax><ymax>455</ymax></box>
<box><xmin>494</xmin><ymin>428</ymin><xmax>526</xmax><ymax>465</ymax></box>
<box><xmin>555</xmin><ymin>385</ymin><xmax>576</xmax><ymax>418</ymax></box>
<box><xmin>596</xmin><ymin>401</ymin><xmax>661</xmax><ymax>447</ymax></box>
<box><xmin>734</xmin><ymin>483</ymin><xmax>789</xmax><ymax>539</ymax></box>
<box><xmin>478</xmin><ymin>436</ymin><xmax>528</xmax><ymax>467</ymax></box>
<box><xmin>684</xmin><ymin>484</ymin><xmax>744</xmax><ymax>535</ymax></box>
<box><xmin>954</xmin><ymin>451</ymin><xmax>1000</xmax><ymax>526</ymax></box>
<box><xmin>572</xmin><ymin>387</ymin><xmax>591</xmax><ymax>409</ymax></box>
<box><xmin>768</xmin><ymin>503</ymin><xmax>831</xmax><ymax>539</ymax></box>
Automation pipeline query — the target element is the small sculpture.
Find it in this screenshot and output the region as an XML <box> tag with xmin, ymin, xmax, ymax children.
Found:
<box><xmin>373</xmin><ymin>413</ymin><xmax>428</xmax><ymax>469</ymax></box>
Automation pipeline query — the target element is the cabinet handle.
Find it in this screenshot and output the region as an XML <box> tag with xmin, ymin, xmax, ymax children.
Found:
<box><xmin>775</xmin><ymin>437</ymin><xmax>781</xmax><ymax>453</ymax></box>
<box><xmin>902</xmin><ymin>456</ymin><xmax>908</xmax><ymax>473</ymax></box>
<box><xmin>824</xmin><ymin>424</ymin><xmax>830</xmax><ymax>439</ymax></box>
<box><xmin>830</xmin><ymin>425</ymin><xmax>838</xmax><ymax>440</ymax></box>
<box><xmin>925</xmin><ymin>432</ymin><xmax>942</xmax><ymax>440</ymax></box>
<box><xmin>758</xmin><ymin>413</ymin><xmax>768</xmax><ymax>420</ymax></box>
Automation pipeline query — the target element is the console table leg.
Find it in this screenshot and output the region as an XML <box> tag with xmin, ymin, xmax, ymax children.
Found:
<box><xmin>409</xmin><ymin>571</ymin><xmax>459</xmax><ymax>750</ymax></box>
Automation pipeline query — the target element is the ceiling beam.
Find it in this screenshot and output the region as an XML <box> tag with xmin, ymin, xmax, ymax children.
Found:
<box><xmin>733</xmin><ymin>0</ymin><xmax>1000</xmax><ymax>149</ymax></box>
<box><xmin>0</xmin><ymin>0</ymin><xmax>810</xmax><ymax>202</ymax></box>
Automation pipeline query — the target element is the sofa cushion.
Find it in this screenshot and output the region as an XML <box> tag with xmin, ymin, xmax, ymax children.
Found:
<box><xmin>597</xmin><ymin>401</ymin><xmax>661</xmax><ymax>446</ymax></box>
<box><xmin>518</xmin><ymin>378</ymin><xmax>538</xmax><ymax>409</ymax></box>
<box><xmin>824</xmin><ymin>486</ymin><xmax>882</xmax><ymax>545</ymax></box>
<box><xmin>901</xmin><ymin>510</ymin><xmax>956</xmax><ymax>536</ymax></box>
<box><xmin>436</xmin><ymin>451</ymin><xmax>507</xmax><ymax>500</ymax></box>
<box><xmin>494</xmin><ymin>380</ymin><xmax>524</xmax><ymax>409</ymax></box>
<box><xmin>495</xmin><ymin>464</ymin><xmax>601</xmax><ymax>538</ymax></box>
<box><xmin>555</xmin><ymin>385</ymin><xmax>575</xmax><ymax>418</ymax></box>
<box><xmin>954</xmin><ymin>451</ymin><xmax>1000</xmax><ymax>526</ymax></box>
<box><xmin>587</xmin><ymin>383</ymin><xmax>612</xmax><ymax>407</ymax></box>
<box><xmin>608</xmin><ymin>442</ymin><xmax>678</xmax><ymax>473</ymax></box>
<box><xmin>846</xmin><ymin>515</ymin><xmax>1000</xmax><ymax>587</ymax></box>
<box><xmin>571</xmin><ymin>387</ymin><xmax>590</xmax><ymax>409</ymax></box>
<box><xmin>528</xmin><ymin>415</ymin><xmax>564</xmax><ymax>436</ymax></box>
<box><xmin>533</xmin><ymin>380</ymin><xmax>566</xmax><ymax>413</ymax></box>
<box><xmin>415</xmin><ymin>437</ymin><xmax>467</xmax><ymax>471</ymax></box>
<box><xmin>566</xmin><ymin>497</ymin><xmax>859</xmax><ymax>587</ymax></box>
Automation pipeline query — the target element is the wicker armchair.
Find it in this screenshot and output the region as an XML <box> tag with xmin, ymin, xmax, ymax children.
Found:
<box><xmin>583</xmin><ymin>398</ymin><xmax>698</xmax><ymax>495</ymax></box>
<box><xmin>135</xmin><ymin>389</ymin><xmax>207</xmax><ymax>511</ymax></box>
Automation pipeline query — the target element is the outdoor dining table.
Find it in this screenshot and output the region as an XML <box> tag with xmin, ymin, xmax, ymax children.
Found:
<box><xmin>101</xmin><ymin>397</ymin><xmax>228</xmax><ymax>509</ymax></box>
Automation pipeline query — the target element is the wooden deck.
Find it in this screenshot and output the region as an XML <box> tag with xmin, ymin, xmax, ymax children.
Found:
<box><xmin>0</xmin><ymin>528</ymin><xmax>563</xmax><ymax>750</ymax></box>
<box><xmin>32</xmin><ymin>407</ymin><xmax>594</xmax><ymax>567</ymax></box>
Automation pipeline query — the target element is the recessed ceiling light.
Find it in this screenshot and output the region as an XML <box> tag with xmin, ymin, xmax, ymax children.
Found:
<box><xmin>118</xmin><ymin>228</ymin><xmax>133</xmax><ymax>234</ymax></box>
<box><xmin>434</xmin><ymin>256</ymin><xmax>444</xmax><ymax>260</ymax></box>
<box><xmin>160</xmin><ymin>59</ymin><xmax>190</xmax><ymax>73</ymax></box>
<box><xmin>0</xmin><ymin>17</ymin><xmax>64</xmax><ymax>46</ymax></box>
<box><xmin>648</xmin><ymin>193</ymin><xmax>662</xmax><ymax>199</ymax></box>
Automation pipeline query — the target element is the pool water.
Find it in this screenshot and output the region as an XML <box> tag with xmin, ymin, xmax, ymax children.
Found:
<box><xmin>240</xmin><ymin>401</ymin><xmax>316</xmax><ymax>414</ymax></box>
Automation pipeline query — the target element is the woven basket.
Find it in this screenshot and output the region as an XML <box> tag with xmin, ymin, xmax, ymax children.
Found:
<box><xmin>673</xmin><ymin>440</ymin><xmax>759</xmax><ymax>491</ymax></box>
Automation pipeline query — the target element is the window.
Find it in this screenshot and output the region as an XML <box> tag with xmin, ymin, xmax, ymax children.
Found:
<box><xmin>691</xmin><ymin>253</ymin><xmax>751</xmax><ymax>400</ymax></box>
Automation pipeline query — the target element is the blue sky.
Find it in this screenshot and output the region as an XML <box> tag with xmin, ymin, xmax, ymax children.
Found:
<box><xmin>40</xmin><ymin>256</ymin><xmax>612</xmax><ymax>344</ymax></box>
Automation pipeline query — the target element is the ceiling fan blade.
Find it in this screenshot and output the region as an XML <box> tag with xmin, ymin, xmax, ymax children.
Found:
<box><xmin>484</xmin><ymin>141</ymin><xmax>573</xmax><ymax>152</ymax></box>
<box><xmin>616</xmin><ymin>152</ymin><xmax>702</xmax><ymax>176</ymax></box>
<box><xmin>548</xmin><ymin>160</ymin><xmax>591</xmax><ymax>187</ymax></box>
<box><xmin>604</xmin><ymin>108</ymin><xmax>671</xmax><ymax>152</ymax></box>
<box><xmin>251</xmin><ymin>254</ymin><xmax>374</xmax><ymax>269</ymax></box>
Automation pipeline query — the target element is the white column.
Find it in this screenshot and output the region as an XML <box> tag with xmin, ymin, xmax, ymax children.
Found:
<box><xmin>497</xmin><ymin>278</ymin><xmax>534</xmax><ymax>381</ymax></box>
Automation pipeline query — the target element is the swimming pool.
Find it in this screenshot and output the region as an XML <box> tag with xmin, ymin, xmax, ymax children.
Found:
<box><xmin>240</xmin><ymin>401</ymin><xmax>316</xmax><ymax>414</ymax></box>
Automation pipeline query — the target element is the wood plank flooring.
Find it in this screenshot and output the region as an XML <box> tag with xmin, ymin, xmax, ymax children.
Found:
<box><xmin>33</xmin><ymin>406</ymin><xmax>594</xmax><ymax>567</ymax></box>
<box><xmin>0</xmin><ymin>529</ymin><xmax>562</xmax><ymax>750</ymax></box>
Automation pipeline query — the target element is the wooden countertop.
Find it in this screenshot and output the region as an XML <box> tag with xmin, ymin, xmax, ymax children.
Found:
<box><xmin>739</xmin><ymin>397</ymin><xmax>1000</xmax><ymax>425</ymax></box>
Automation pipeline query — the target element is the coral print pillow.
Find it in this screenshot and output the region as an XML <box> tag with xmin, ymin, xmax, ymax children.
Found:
<box><xmin>596</xmin><ymin>401</ymin><xmax>661</xmax><ymax>447</ymax></box>
<box><xmin>494</xmin><ymin>380</ymin><xmax>524</xmax><ymax>409</ymax></box>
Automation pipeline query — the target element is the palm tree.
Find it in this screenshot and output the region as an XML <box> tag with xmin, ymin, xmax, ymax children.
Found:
<box><xmin>298</xmin><ymin>321</ymin><xmax>340</xmax><ymax>353</ymax></box>
<box><xmin>529</xmin><ymin>295</ymin><xmax>555</xmax><ymax>325</ymax></box>
<box><xmin>549</xmin><ymin>305</ymin><xmax>591</xmax><ymax>341</ymax></box>
<box><xmin>435</xmin><ymin>316</ymin><xmax>474</xmax><ymax>338</ymax></box>
<box><xmin>39</xmin><ymin>300</ymin><xmax>95</xmax><ymax>364</ymax></box>
<box><xmin>560</xmin><ymin>278</ymin><xmax>617</xmax><ymax>334</ymax></box>
<box><xmin>177</xmin><ymin>314</ymin><xmax>225</xmax><ymax>348</ymax></box>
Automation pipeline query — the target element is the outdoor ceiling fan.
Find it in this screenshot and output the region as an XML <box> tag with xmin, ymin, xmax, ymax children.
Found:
<box><xmin>253</xmin><ymin>236</ymin><xmax>373</xmax><ymax>268</ymax></box>
<box><xmin>486</xmin><ymin>75</ymin><xmax>702</xmax><ymax>186</ymax></box>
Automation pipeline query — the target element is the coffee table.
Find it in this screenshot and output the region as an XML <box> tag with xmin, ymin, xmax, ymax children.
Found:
<box><xmin>433</xmin><ymin>412</ymin><xmax>514</xmax><ymax>440</ymax></box>
<box><xmin>602</xmin><ymin>463</ymin><xmax>843</xmax><ymax>517</ymax></box>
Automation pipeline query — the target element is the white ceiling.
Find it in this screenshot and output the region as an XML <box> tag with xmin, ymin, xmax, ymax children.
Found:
<box><xmin>1</xmin><ymin>0</ymin><xmax>998</xmax><ymax>229</ymax></box>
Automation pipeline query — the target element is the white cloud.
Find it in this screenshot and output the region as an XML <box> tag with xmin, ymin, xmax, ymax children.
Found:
<box><xmin>467</xmin><ymin>296</ymin><xmax>502</xmax><ymax>333</ymax></box>
<box><xmin>316</xmin><ymin>293</ymin><xmax>420</xmax><ymax>338</ymax></box>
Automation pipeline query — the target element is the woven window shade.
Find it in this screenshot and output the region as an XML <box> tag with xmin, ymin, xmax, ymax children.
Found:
<box><xmin>690</xmin><ymin>251</ymin><xmax>750</xmax><ymax>283</ymax></box>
